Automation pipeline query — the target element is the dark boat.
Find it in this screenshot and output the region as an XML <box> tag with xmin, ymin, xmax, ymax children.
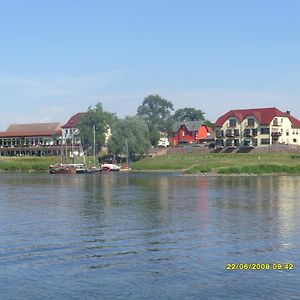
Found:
<box><xmin>49</xmin><ymin>164</ymin><xmax>77</xmax><ymax>174</ymax></box>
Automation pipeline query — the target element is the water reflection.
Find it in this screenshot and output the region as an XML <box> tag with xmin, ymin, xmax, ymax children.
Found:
<box><xmin>0</xmin><ymin>173</ymin><xmax>299</xmax><ymax>299</ymax></box>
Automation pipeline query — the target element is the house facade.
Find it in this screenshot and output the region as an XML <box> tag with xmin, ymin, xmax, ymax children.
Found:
<box><xmin>214</xmin><ymin>107</ymin><xmax>300</xmax><ymax>148</ymax></box>
<box><xmin>170</xmin><ymin>121</ymin><xmax>211</xmax><ymax>146</ymax></box>
<box><xmin>62</xmin><ymin>112</ymin><xmax>111</xmax><ymax>147</ymax></box>
<box><xmin>61</xmin><ymin>112</ymin><xmax>86</xmax><ymax>145</ymax></box>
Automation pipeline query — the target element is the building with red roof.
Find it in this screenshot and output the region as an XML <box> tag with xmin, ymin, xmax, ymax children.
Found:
<box><xmin>170</xmin><ymin>121</ymin><xmax>214</xmax><ymax>146</ymax></box>
<box><xmin>0</xmin><ymin>122</ymin><xmax>63</xmax><ymax>156</ymax></box>
<box><xmin>0</xmin><ymin>112</ymin><xmax>87</xmax><ymax>157</ymax></box>
<box><xmin>214</xmin><ymin>107</ymin><xmax>300</xmax><ymax>148</ymax></box>
<box><xmin>61</xmin><ymin>113</ymin><xmax>86</xmax><ymax>145</ymax></box>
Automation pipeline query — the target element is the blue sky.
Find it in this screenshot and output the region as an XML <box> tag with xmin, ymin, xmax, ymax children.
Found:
<box><xmin>1</xmin><ymin>0</ymin><xmax>300</xmax><ymax>129</ymax></box>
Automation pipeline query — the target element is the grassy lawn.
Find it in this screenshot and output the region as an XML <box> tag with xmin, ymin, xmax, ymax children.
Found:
<box><xmin>0</xmin><ymin>155</ymin><xmax>101</xmax><ymax>172</ymax></box>
<box><xmin>2</xmin><ymin>152</ymin><xmax>300</xmax><ymax>174</ymax></box>
<box><xmin>0</xmin><ymin>156</ymin><xmax>61</xmax><ymax>171</ymax></box>
<box><xmin>0</xmin><ymin>156</ymin><xmax>60</xmax><ymax>171</ymax></box>
<box><xmin>131</xmin><ymin>152</ymin><xmax>300</xmax><ymax>174</ymax></box>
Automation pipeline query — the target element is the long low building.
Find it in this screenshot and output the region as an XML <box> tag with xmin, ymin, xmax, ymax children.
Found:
<box><xmin>0</xmin><ymin>122</ymin><xmax>76</xmax><ymax>156</ymax></box>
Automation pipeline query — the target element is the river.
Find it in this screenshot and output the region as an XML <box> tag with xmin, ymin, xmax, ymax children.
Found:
<box><xmin>0</xmin><ymin>173</ymin><xmax>299</xmax><ymax>299</ymax></box>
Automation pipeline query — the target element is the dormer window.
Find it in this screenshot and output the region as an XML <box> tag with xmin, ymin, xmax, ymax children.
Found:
<box><xmin>247</xmin><ymin>118</ymin><xmax>254</xmax><ymax>127</ymax></box>
<box><xmin>229</xmin><ymin>119</ymin><xmax>236</xmax><ymax>127</ymax></box>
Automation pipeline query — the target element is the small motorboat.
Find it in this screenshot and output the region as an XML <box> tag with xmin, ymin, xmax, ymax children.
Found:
<box><xmin>100</xmin><ymin>163</ymin><xmax>121</xmax><ymax>172</ymax></box>
<box><xmin>119</xmin><ymin>164</ymin><xmax>132</xmax><ymax>172</ymax></box>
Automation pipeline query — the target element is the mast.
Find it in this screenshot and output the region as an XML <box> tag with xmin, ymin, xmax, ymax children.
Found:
<box><xmin>125</xmin><ymin>138</ymin><xmax>129</xmax><ymax>166</ymax></box>
<box><xmin>71</xmin><ymin>134</ymin><xmax>75</xmax><ymax>164</ymax></box>
<box><xmin>93</xmin><ymin>125</ymin><xmax>96</xmax><ymax>168</ymax></box>
<box><xmin>60</xmin><ymin>136</ymin><xmax>63</xmax><ymax>164</ymax></box>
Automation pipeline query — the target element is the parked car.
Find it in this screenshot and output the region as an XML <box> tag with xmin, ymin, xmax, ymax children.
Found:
<box><xmin>157</xmin><ymin>137</ymin><xmax>170</xmax><ymax>148</ymax></box>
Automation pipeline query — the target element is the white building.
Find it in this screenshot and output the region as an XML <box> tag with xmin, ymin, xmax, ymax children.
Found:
<box><xmin>214</xmin><ymin>107</ymin><xmax>300</xmax><ymax>148</ymax></box>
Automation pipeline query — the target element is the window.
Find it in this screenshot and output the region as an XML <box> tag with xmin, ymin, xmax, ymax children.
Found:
<box><xmin>229</xmin><ymin>119</ymin><xmax>236</xmax><ymax>127</ymax></box>
<box><xmin>243</xmin><ymin>140</ymin><xmax>251</xmax><ymax>147</ymax></box>
<box><xmin>261</xmin><ymin>138</ymin><xmax>270</xmax><ymax>145</ymax></box>
<box><xmin>286</xmin><ymin>130</ymin><xmax>289</xmax><ymax>136</ymax></box>
<box><xmin>260</xmin><ymin>128</ymin><xmax>270</xmax><ymax>135</ymax></box>
<box><xmin>234</xmin><ymin>129</ymin><xmax>240</xmax><ymax>136</ymax></box>
<box><xmin>273</xmin><ymin>118</ymin><xmax>278</xmax><ymax>126</ymax></box>
<box><xmin>293</xmin><ymin>139</ymin><xmax>297</xmax><ymax>143</ymax></box>
<box><xmin>244</xmin><ymin>129</ymin><xmax>251</xmax><ymax>137</ymax></box>
<box><xmin>247</xmin><ymin>118</ymin><xmax>255</xmax><ymax>127</ymax></box>
<box><xmin>215</xmin><ymin>140</ymin><xmax>224</xmax><ymax>147</ymax></box>
<box><xmin>216</xmin><ymin>130</ymin><xmax>224</xmax><ymax>138</ymax></box>
<box><xmin>226</xmin><ymin>129</ymin><xmax>233</xmax><ymax>137</ymax></box>
<box><xmin>226</xmin><ymin>139</ymin><xmax>233</xmax><ymax>147</ymax></box>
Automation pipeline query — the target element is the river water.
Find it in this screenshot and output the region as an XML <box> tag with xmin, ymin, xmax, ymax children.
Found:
<box><xmin>0</xmin><ymin>173</ymin><xmax>299</xmax><ymax>299</ymax></box>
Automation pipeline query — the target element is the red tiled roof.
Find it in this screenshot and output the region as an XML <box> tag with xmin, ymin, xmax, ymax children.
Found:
<box><xmin>0</xmin><ymin>130</ymin><xmax>61</xmax><ymax>138</ymax></box>
<box><xmin>0</xmin><ymin>122</ymin><xmax>62</xmax><ymax>138</ymax></box>
<box><xmin>207</xmin><ymin>126</ymin><xmax>215</xmax><ymax>137</ymax></box>
<box><xmin>62</xmin><ymin>113</ymin><xmax>86</xmax><ymax>128</ymax></box>
<box><xmin>215</xmin><ymin>107</ymin><xmax>300</xmax><ymax>128</ymax></box>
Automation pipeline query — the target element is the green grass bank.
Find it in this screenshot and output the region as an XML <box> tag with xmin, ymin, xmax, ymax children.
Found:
<box><xmin>131</xmin><ymin>152</ymin><xmax>300</xmax><ymax>175</ymax></box>
<box><xmin>1</xmin><ymin>152</ymin><xmax>300</xmax><ymax>174</ymax></box>
<box><xmin>0</xmin><ymin>157</ymin><xmax>61</xmax><ymax>172</ymax></box>
<box><xmin>0</xmin><ymin>156</ymin><xmax>101</xmax><ymax>172</ymax></box>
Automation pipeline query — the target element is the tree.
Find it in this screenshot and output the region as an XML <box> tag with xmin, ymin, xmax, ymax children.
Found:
<box><xmin>77</xmin><ymin>102</ymin><xmax>116</xmax><ymax>153</ymax></box>
<box><xmin>107</xmin><ymin>116</ymin><xmax>151</xmax><ymax>157</ymax></box>
<box><xmin>172</xmin><ymin>107</ymin><xmax>205</xmax><ymax>122</ymax></box>
<box><xmin>137</xmin><ymin>94</ymin><xmax>174</xmax><ymax>145</ymax></box>
<box><xmin>204</xmin><ymin>119</ymin><xmax>215</xmax><ymax>129</ymax></box>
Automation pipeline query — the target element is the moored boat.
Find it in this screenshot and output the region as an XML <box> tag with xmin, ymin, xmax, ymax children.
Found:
<box><xmin>119</xmin><ymin>163</ymin><xmax>132</xmax><ymax>172</ymax></box>
<box><xmin>49</xmin><ymin>163</ymin><xmax>77</xmax><ymax>174</ymax></box>
<box><xmin>100</xmin><ymin>163</ymin><xmax>121</xmax><ymax>172</ymax></box>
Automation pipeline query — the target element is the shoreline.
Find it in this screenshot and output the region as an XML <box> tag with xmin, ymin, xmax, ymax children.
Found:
<box><xmin>183</xmin><ymin>171</ymin><xmax>300</xmax><ymax>177</ymax></box>
<box><xmin>1</xmin><ymin>168</ymin><xmax>300</xmax><ymax>177</ymax></box>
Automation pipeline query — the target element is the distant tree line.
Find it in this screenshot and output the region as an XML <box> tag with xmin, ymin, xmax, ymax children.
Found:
<box><xmin>77</xmin><ymin>94</ymin><xmax>213</xmax><ymax>156</ymax></box>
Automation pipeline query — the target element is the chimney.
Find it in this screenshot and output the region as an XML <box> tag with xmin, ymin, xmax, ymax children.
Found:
<box><xmin>286</xmin><ymin>110</ymin><xmax>291</xmax><ymax>115</ymax></box>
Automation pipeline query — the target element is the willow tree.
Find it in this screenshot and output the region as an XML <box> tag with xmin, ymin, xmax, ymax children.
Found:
<box><xmin>107</xmin><ymin>116</ymin><xmax>151</xmax><ymax>157</ymax></box>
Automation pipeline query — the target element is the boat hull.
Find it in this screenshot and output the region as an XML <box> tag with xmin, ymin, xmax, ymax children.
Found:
<box><xmin>49</xmin><ymin>164</ymin><xmax>77</xmax><ymax>174</ymax></box>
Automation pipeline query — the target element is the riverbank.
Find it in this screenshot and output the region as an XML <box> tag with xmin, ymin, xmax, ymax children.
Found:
<box><xmin>0</xmin><ymin>157</ymin><xmax>61</xmax><ymax>172</ymax></box>
<box><xmin>1</xmin><ymin>152</ymin><xmax>300</xmax><ymax>175</ymax></box>
<box><xmin>131</xmin><ymin>152</ymin><xmax>300</xmax><ymax>175</ymax></box>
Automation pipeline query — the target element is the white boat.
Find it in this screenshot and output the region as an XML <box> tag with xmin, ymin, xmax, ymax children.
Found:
<box><xmin>100</xmin><ymin>163</ymin><xmax>121</xmax><ymax>172</ymax></box>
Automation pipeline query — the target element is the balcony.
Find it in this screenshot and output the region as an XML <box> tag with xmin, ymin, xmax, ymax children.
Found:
<box><xmin>244</xmin><ymin>129</ymin><xmax>252</xmax><ymax>137</ymax></box>
<box><xmin>215</xmin><ymin>130</ymin><xmax>224</xmax><ymax>138</ymax></box>
<box><xmin>226</xmin><ymin>130</ymin><xmax>234</xmax><ymax>137</ymax></box>
<box><xmin>271</xmin><ymin>131</ymin><xmax>282</xmax><ymax>138</ymax></box>
<box><xmin>215</xmin><ymin>140</ymin><xmax>224</xmax><ymax>148</ymax></box>
<box><xmin>225</xmin><ymin>139</ymin><xmax>235</xmax><ymax>148</ymax></box>
<box><xmin>252</xmin><ymin>129</ymin><xmax>258</xmax><ymax>136</ymax></box>
<box><xmin>234</xmin><ymin>129</ymin><xmax>240</xmax><ymax>137</ymax></box>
